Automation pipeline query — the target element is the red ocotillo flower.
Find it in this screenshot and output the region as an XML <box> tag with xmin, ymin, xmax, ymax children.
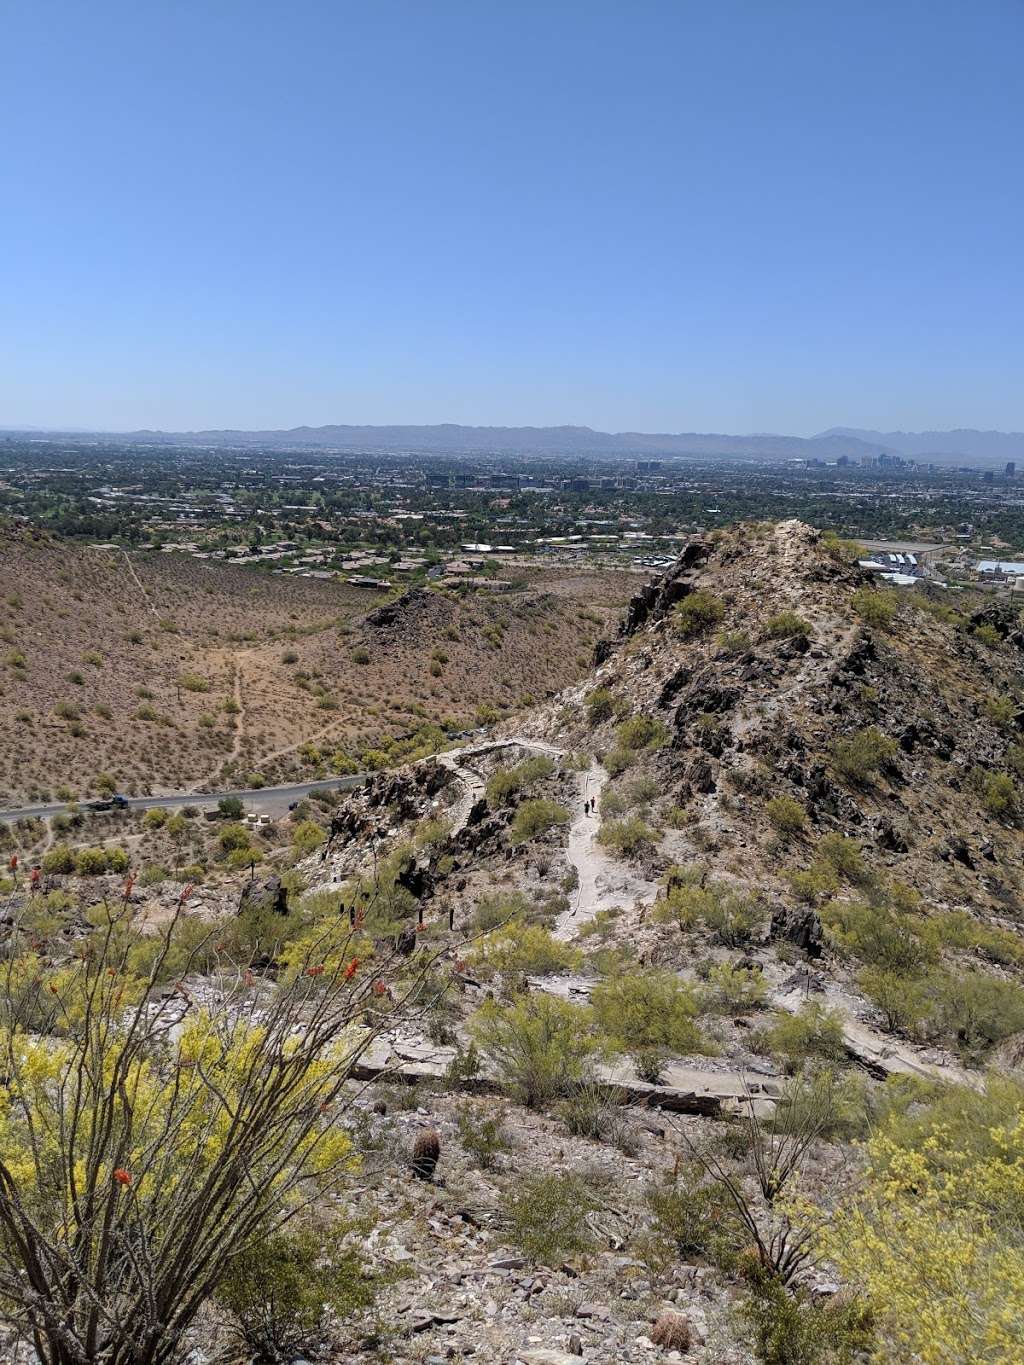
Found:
<box><xmin>371</xmin><ymin>979</ymin><xmax>387</xmax><ymax>997</ymax></box>
<box><xmin>113</xmin><ymin>1169</ymin><xmax>133</xmax><ymax>1187</ymax></box>
<box><xmin>179</xmin><ymin>883</ymin><xmax>194</xmax><ymax>904</ymax></box>
<box><xmin>305</xmin><ymin>964</ymin><xmax>325</xmax><ymax>977</ymax></box>
<box><xmin>344</xmin><ymin>957</ymin><xmax>360</xmax><ymax>980</ymax></box>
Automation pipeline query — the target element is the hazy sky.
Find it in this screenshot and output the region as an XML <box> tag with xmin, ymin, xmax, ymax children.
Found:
<box><xmin>2</xmin><ymin>1</ymin><xmax>1022</xmax><ymax>435</ymax></box>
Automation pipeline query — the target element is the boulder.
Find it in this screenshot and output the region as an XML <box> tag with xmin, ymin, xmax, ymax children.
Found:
<box><xmin>237</xmin><ymin>875</ymin><xmax>288</xmax><ymax>917</ymax></box>
<box><xmin>771</xmin><ymin>905</ymin><xmax>824</xmax><ymax>959</ymax></box>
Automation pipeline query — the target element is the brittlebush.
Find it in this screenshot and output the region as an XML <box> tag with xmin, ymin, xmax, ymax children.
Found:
<box><xmin>821</xmin><ymin>1111</ymin><xmax>1024</xmax><ymax>1363</ymax></box>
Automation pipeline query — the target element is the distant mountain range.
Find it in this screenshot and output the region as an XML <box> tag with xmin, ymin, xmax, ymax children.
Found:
<box><xmin>6</xmin><ymin>421</ymin><xmax>1024</xmax><ymax>464</ymax></box>
<box><xmin>819</xmin><ymin>427</ymin><xmax>1024</xmax><ymax>462</ymax></box>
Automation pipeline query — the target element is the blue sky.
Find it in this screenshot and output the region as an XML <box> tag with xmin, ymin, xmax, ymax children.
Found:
<box><xmin>2</xmin><ymin>1</ymin><xmax>1022</xmax><ymax>434</ymax></box>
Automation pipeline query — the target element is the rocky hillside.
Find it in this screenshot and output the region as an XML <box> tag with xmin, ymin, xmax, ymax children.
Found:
<box><xmin>3</xmin><ymin>521</ymin><xmax>1020</xmax><ymax>1364</ymax></box>
<box><xmin>535</xmin><ymin>517</ymin><xmax>1024</xmax><ymax>923</ymax></box>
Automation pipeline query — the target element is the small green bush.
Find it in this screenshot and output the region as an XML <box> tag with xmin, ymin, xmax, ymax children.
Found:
<box><xmin>702</xmin><ymin>961</ymin><xmax>767</xmax><ymax>1012</ymax></box>
<box><xmin>765</xmin><ymin>611</ymin><xmax>811</xmax><ymax>640</ymax></box>
<box><xmin>41</xmin><ymin>844</ymin><xmax>75</xmax><ymax>875</ymax></box>
<box><xmin>591</xmin><ymin>971</ymin><xmax>709</xmax><ymax>1063</ymax></box>
<box><xmin>454</xmin><ymin>1104</ymin><xmax>511</xmax><ymax>1169</ymax></box>
<box><xmin>673</xmin><ymin>590</ymin><xmax>726</xmax><ymax>639</ymax></box>
<box><xmin>510</xmin><ymin>798</ymin><xmax>571</xmax><ymax>844</ymax></box>
<box><xmin>502</xmin><ymin>1173</ymin><xmax>595</xmax><ymax>1263</ymax></box>
<box><xmin>831</xmin><ymin>726</ymin><xmax>897</xmax><ymax>784</ymax></box>
<box><xmin>470</xmin><ymin>994</ymin><xmax>601</xmax><ymax>1107</ymax></box>
<box><xmin>742</xmin><ymin>1278</ymin><xmax>873</xmax><ymax>1365</ymax></box>
<box><xmin>851</xmin><ymin>587</ymin><xmax>897</xmax><ymax>628</ymax></box>
<box><xmin>646</xmin><ymin>1168</ymin><xmax>743</xmax><ymax>1269</ymax></box>
<box><xmin>467</xmin><ymin>922</ymin><xmax>582</xmax><ymax>981</ymax></box>
<box><xmin>983</xmin><ymin>696</ymin><xmax>1016</xmax><ymax>728</ymax></box>
<box><xmin>765</xmin><ymin>796</ymin><xmax>807</xmax><ymax>834</ymax></box>
<box><xmin>216</xmin><ymin>1223</ymin><xmax>378</xmax><ymax>1364</ymax></box>
<box><xmin>586</xmin><ymin>687</ymin><xmax>627</xmax><ymax>725</ymax></box>
<box><xmin>597</xmin><ymin>815</ymin><xmax>661</xmax><ymax>857</ymax></box>
<box><xmin>351</xmin><ymin>646</ymin><xmax>370</xmax><ymax>665</ymax></box>
<box><xmin>615</xmin><ymin>714</ymin><xmax>670</xmax><ymax>752</ymax></box>
<box><xmin>756</xmin><ymin>1001</ymin><xmax>846</xmax><ymax>1072</ymax></box>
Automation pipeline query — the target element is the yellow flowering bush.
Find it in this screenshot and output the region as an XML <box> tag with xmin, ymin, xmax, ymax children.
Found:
<box><xmin>821</xmin><ymin>1083</ymin><xmax>1024</xmax><ymax>1363</ymax></box>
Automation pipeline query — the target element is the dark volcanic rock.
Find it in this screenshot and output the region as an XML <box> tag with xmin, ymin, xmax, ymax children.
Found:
<box><xmin>770</xmin><ymin>904</ymin><xmax>824</xmax><ymax>959</ymax></box>
<box><xmin>238</xmin><ymin>876</ymin><xmax>288</xmax><ymax>917</ymax></box>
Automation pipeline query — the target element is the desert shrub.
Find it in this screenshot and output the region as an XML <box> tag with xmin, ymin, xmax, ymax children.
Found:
<box><xmin>979</xmin><ymin>770</ymin><xmax>1018</xmax><ymax>817</ymax></box>
<box><xmin>851</xmin><ymin>586</ymin><xmax>897</xmax><ymax>628</ymax></box>
<box><xmin>646</xmin><ymin>1169</ymin><xmax>743</xmax><ymax>1268</ymax></box>
<box><xmin>142</xmin><ymin>807</ymin><xmax>169</xmax><ymax>830</ymax></box>
<box><xmin>74</xmin><ymin>846</ymin><xmax>110</xmax><ymax>876</ymax></box>
<box><xmin>597</xmin><ymin>815</ymin><xmax>661</xmax><ymax>857</ymax></box>
<box><xmin>454</xmin><ymin>1104</ymin><xmax>511</xmax><ymax>1169</ymax></box>
<box><xmin>673</xmin><ymin>590</ymin><xmax>726</xmax><ymax>638</ymax></box>
<box><xmin>983</xmin><ymin>695</ymin><xmax>1016</xmax><ymax>727</ymax></box>
<box><xmin>177</xmin><ymin>672</ymin><xmax>209</xmax><ymax>692</ymax></box>
<box><xmin>486</xmin><ymin>754</ymin><xmax>555</xmax><ymax>805</ymax></box>
<box><xmin>772</xmin><ymin>1067</ymin><xmax>874</xmax><ymax>1144</ymax></box>
<box><xmin>586</xmin><ymin>687</ymin><xmax>627</xmax><ymax>725</ymax></box>
<box><xmin>858</xmin><ymin>966</ymin><xmax>932</xmax><ymax>1036</ymax></box>
<box><xmin>502</xmin><ymin>1173</ymin><xmax>595</xmax><ymax>1263</ymax></box>
<box><xmin>218</xmin><ymin>795</ymin><xmax>244</xmax><ymax>818</ymax></box>
<box><xmin>822</xmin><ymin>900</ymin><xmax>934</xmax><ymax>976</ymax></box>
<box><xmin>819</xmin><ymin>1076</ymin><xmax>1024</xmax><ymax>1363</ymax></box>
<box><xmin>469</xmin><ymin>994</ymin><xmax>602</xmax><ymax>1107</ymax></box>
<box><xmin>757</xmin><ymin>1002</ymin><xmax>846</xmax><ymax>1071</ymax></box>
<box><xmin>703</xmin><ymin>961</ymin><xmax>767</xmax><ymax>1012</ymax></box>
<box><xmin>615</xmin><ymin>714</ymin><xmax>669</xmax><ymax>752</ymax></box>
<box><xmin>654</xmin><ymin>870</ymin><xmax>763</xmax><ymax>945</ymax></box>
<box><xmin>601</xmin><ymin>746</ymin><xmax>633</xmax><ymax>775</ymax></box>
<box><xmin>280</xmin><ymin>649</ymin><xmax>298</xmax><ymax>664</ymax></box>
<box><xmin>815</xmin><ymin>833</ymin><xmax>869</xmax><ymax>883</ymax></box>
<box><xmin>509</xmin><ymin>798</ymin><xmax>570</xmax><ymax>844</ymax></box>
<box><xmin>925</xmin><ymin>969</ymin><xmax>1024</xmax><ymax>1057</ymax></box>
<box><xmin>742</xmin><ymin>1278</ymin><xmax>873</xmax><ymax>1365</ymax></box>
<box><xmin>218</xmin><ymin>822</ymin><xmax>253</xmax><ymax>854</ymax></box>
<box><xmin>216</xmin><ymin>1222</ymin><xmax>378</xmax><ymax>1364</ymax></box>
<box><xmin>0</xmin><ymin>908</ymin><xmax>384</xmax><ymax>1365</ymax></box>
<box><xmin>973</xmin><ymin>623</ymin><xmax>1002</xmax><ymax>647</ymax></box>
<box><xmin>765</xmin><ymin>611</ymin><xmax>811</xmax><ymax>640</ymax></box>
<box><xmin>931</xmin><ymin>910</ymin><xmax>1024</xmax><ymax>967</ymax></box>
<box><xmin>786</xmin><ymin>864</ymin><xmax>839</xmax><ymax>905</ymax></box>
<box><xmin>718</xmin><ymin>629</ymin><xmax>751</xmax><ymax>655</ymax></box>
<box><xmin>591</xmin><ymin>971</ymin><xmax>708</xmax><ymax>1069</ymax></box>
<box><xmin>41</xmin><ymin>844</ymin><xmax>75</xmax><ymax>875</ymax></box>
<box><xmin>291</xmin><ymin>820</ymin><xmax>326</xmax><ymax>856</ymax></box>
<box><xmin>598</xmin><ymin>787</ymin><xmax>629</xmax><ymax>818</ymax></box>
<box><xmin>467</xmin><ymin>922</ymin><xmax>581</xmax><ymax>981</ymax></box>
<box><xmin>473</xmin><ymin>889</ymin><xmax>532</xmax><ymax>931</ymax></box>
<box><xmin>702</xmin><ymin>889</ymin><xmax>764</xmax><ymax>947</ymax></box>
<box><xmin>351</xmin><ymin>646</ymin><xmax>370</xmax><ymax>665</ymax></box>
<box><xmin>831</xmin><ymin>726</ymin><xmax>897</xmax><ymax>784</ymax></box>
<box><xmin>765</xmin><ymin>796</ymin><xmax>806</xmax><ymax>834</ymax></box>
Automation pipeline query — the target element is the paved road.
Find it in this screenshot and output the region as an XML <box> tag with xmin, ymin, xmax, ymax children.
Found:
<box><xmin>0</xmin><ymin>775</ymin><xmax>367</xmax><ymax>825</ymax></box>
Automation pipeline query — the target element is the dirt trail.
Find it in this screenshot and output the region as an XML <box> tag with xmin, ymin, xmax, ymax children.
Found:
<box><xmin>346</xmin><ymin>734</ymin><xmax>979</xmax><ymax>1098</ymax></box>
<box><xmin>121</xmin><ymin>551</ymin><xmax>158</xmax><ymax>618</ymax></box>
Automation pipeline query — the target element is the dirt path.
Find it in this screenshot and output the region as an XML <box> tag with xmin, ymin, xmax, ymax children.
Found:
<box><xmin>121</xmin><ymin>551</ymin><xmax>158</xmax><ymax>617</ymax></box>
